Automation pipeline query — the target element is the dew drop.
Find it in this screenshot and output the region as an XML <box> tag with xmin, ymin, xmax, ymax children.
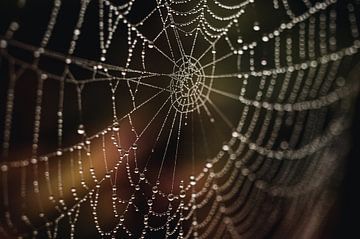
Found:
<box><xmin>77</xmin><ymin>124</ymin><xmax>85</xmax><ymax>135</ymax></box>
<box><xmin>180</xmin><ymin>190</ymin><xmax>186</xmax><ymax>199</ymax></box>
<box><xmin>167</xmin><ymin>193</ymin><xmax>174</xmax><ymax>202</ymax></box>
<box><xmin>112</xmin><ymin>122</ymin><xmax>120</xmax><ymax>132</ymax></box>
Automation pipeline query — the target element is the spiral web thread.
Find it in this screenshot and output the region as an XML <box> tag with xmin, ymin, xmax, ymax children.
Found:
<box><xmin>0</xmin><ymin>0</ymin><xmax>360</xmax><ymax>238</ymax></box>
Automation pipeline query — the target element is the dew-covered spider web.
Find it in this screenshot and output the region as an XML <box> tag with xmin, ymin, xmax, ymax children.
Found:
<box><xmin>0</xmin><ymin>0</ymin><xmax>360</xmax><ymax>238</ymax></box>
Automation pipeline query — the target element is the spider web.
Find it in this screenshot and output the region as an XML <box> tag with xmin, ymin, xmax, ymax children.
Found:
<box><xmin>0</xmin><ymin>0</ymin><xmax>359</xmax><ymax>238</ymax></box>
